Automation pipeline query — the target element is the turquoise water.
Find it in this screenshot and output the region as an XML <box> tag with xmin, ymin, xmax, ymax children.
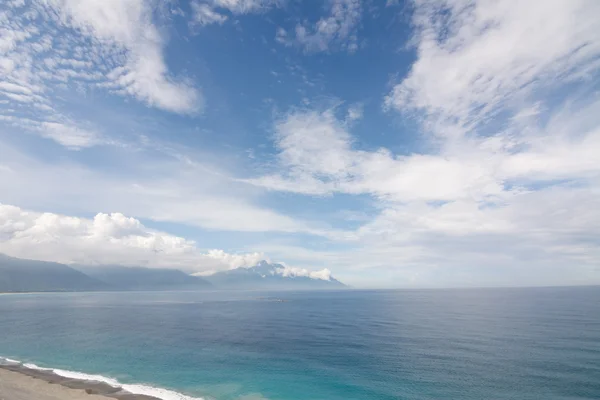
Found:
<box><xmin>1</xmin><ymin>287</ymin><xmax>599</xmax><ymax>399</ymax></box>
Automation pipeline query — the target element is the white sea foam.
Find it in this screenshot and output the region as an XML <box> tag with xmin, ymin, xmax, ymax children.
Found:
<box><xmin>3</xmin><ymin>357</ymin><xmax>206</xmax><ymax>400</ymax></box>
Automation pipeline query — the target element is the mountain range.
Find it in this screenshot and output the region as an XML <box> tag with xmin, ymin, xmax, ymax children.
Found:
<box><xmin>0</xmin><ymin>253</ymin><xmax>107</xmax><ymax>292</ymax></box>
<box><xmin>0</xmin><ymin>254</ymin><xmax>345</xmax><ymax>292</ymax></box>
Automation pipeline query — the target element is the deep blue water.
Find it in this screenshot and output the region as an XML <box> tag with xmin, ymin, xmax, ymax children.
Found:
<box><xmin>1</xmin><ymin>287</ymin><xmax>599</xmax><ymax>400</ymax></box>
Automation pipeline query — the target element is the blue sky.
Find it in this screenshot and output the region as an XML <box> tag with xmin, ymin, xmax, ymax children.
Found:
<box><xmin>1</xmin><ymin>0</ymin><xmax>599</xmax><ymax>288</ymax></box>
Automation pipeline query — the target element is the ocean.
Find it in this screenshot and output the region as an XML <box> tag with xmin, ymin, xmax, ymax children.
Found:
<box><xmin>1</xmin><ymin>287</ymin><xmax>599</xmax><ymax>400</ymax></box>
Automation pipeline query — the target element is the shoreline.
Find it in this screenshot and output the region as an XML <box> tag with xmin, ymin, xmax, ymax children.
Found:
<box><xmin>0</xmin><ymin>360</ymin><xmax>204</xmax><ymax>400</ymax></box>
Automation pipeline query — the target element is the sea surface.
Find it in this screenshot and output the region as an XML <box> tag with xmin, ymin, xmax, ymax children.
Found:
<box><xmin>1</xmin><ymin>287</ymin><xmax>599</xmax><ymax>400</ymax></box>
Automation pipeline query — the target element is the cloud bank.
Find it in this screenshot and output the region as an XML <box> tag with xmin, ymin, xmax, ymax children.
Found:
<box><xmin>0</xmin><ymin>203</ymin><xmax>269</xmax><ymax>274</ymax></box>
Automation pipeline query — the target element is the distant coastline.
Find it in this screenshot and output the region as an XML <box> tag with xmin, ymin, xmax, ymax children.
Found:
<box><xmin>0</xmin><ymin>254</ymin><xmax>346</xmax><ymax>292</ymax></box>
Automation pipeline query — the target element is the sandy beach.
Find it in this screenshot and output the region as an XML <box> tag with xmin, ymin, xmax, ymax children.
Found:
<box><xmin>0</xmin><ymin>366</ymin><xmax>160</xmax><ymax>400</ymax></box>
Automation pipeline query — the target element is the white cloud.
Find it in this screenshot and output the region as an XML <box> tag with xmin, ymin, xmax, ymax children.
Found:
<box><xmin>277</xmin><ymin>0</ymin><xmax>362</xmax><ymax>53</ymax></box>
<box><xmin>246</xmin><ymin>109</ymin><xmax>507</xmax><ymax>202</ymax></box>
<box><xmin>2</xmin><ymin>92</ymin><xmax>35</xmax><ymax>103</ymax></box>
<box><xmin>190</xmin><ymin>0</ymin><xmax>276</xmax><ymax>28</ymax></box>
<box><xmin>203</xmin><ymin>249</ymin><xmax>265</xmax><ymax>269</ymax></box>
<box><xmin>0</xmin><ymin>203</ymin><xmax>191</xmax><ymax>267</ymax></box>
<box><xmin>191</xmin><ymin>2</ymin><xmax>228</xmax><ymax>26</ymax></box>
<box><xmin>0</xmin><ymin>0</ymin><xmax>202</xmax><ymax>149</ymax></box>
<box><xmin>345</xmin><ymin>103</ymin><xmax>363</xmax><ymax>124</ymax></box>
<box><xmin>211</xmin><ymin>0</ymin><xmax>274</xmax><ymax>14</ymax></box>
<box><xmin>273</xmin><ymin>110</ymin><xmax>353</xmax><ymax>180</ymax></box>
<box><xmin>0</xmin><ymin>203</ymin><xmax>268</xmax><ymax>273</ymax></box>
<box><xmin>253</xmin><ymin>101</ymin><xmax>600</xmax><ymax>202</ymax></box>
<box><xmin>0</xmin><ymin>111</ymin><xmax>106</xmax><ymax>150</ymax></box>
<box><xmin>385</xmin><ymin>0</ymin><xmax>600</xmax><ymax>135</ymax></box>
<box><xmin>0</xmin><ymin>81</ymin><xmax>35</xmax><ymax>96</ymax></box>
<box><xmin>0</xmin><ymin>204</ymin><xmax>339</xmax><ymax>279</ymax></box>
<box><xmin>48</xmin><ymin>0</ymin><xmax>201</xmax><ymax>113</ymax></box>
<box><xmin>0</xmin><ymin>0</ymin><xmax>200</xmax><ymax>123</ymax></box>
<box><xmin>275</xmin><ymin>265</ymin><xmax>332</xmax><ymax>281</ymax></box>
<box><xmin>192</xmin><ymin>255</ymin><xmax>334</xmax><ymax>281</ymax></box>
<box><xmin>39</xmin><ymin>122</ymin><xmax>102</xmax><ymax>149</ymax></box>
<box><xmin>249</xmin><ymin>0</ymin><xmax>600</xmax><ymax>204</ymax></box>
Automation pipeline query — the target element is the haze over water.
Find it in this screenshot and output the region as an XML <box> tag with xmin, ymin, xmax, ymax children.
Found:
<box><xmin>2</xmin><ymin>287</ymin><xmax>599</xmax><ymax>400</ymax></box>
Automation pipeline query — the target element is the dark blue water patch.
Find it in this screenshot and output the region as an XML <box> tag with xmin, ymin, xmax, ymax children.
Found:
<box><xmin>1</xmin><ymin>287</ymin><xmax>599</xmax><ymax>400</ymax></box>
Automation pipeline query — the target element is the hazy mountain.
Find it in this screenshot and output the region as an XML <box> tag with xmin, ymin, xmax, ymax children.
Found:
<box><xmin>0</xmin><ymin>254</ymin><xmax>342</xmax><ymax>292</ymax></box>
<box><xmin>204</xmin><ymin>260</ymin><xmax>346</xmax><ymax>290</ymax></box>
<box><xmin>73</xmin><ymin>265</ymin><xmax>213</xmax><ymax>291</ymax></box>
<box><xmin>0</xmin><ymin>254</ymin><xmax>107</xmax><ymax>292</ymax></box>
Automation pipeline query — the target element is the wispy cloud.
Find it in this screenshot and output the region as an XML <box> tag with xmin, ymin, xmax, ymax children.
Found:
<box><xmin>276</xmin><ymin>0</ymin><xmax>362</xmax><ymax>53</ymax></box>
<box><xmin>0</xmin><ymin>140</ymin><xmax>331</xmax><ymax>236</ymax></box>
<box><xmin>48</xmin><ymin>0</ymin><xmax>201</xmax><ymax>113</ymax></box>
<box><xmin>384</xmin><ymin>0</ymin><xmax>600</xmax><ymax>136</ymax></box>
<box><xmin>212</xmin><ymin>0</ymin><xmax>275</xmax><ymax>14</ymax></box>
<box><xmin>38</xmin><ymin>121</ymin><xmax>103</xmax><ymax>149</ymax></box>
<box><xmin>190</xmin><ymin>0</ymin><xmax>277</xmax><ymax>28</ymax></box>
<box><xmin>191</xmin><ymin>2</ymin><xmax>228</xmax><ymax>26</ymax></box>
<box><xmin>0</xmin><ymin>0</ymin><xmax>201</xmax><ymax>140</ymax></box>
<box><xmin>345</xmin><ymin>103</ymin><xmax>363</xmax><ymax>124</ymax></box>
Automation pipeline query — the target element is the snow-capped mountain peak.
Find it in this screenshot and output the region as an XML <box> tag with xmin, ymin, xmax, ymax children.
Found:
<box><xmin>204</xmin><ymin>260</ymin><xmax>345</xmax><ymax>290</ymax></box>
